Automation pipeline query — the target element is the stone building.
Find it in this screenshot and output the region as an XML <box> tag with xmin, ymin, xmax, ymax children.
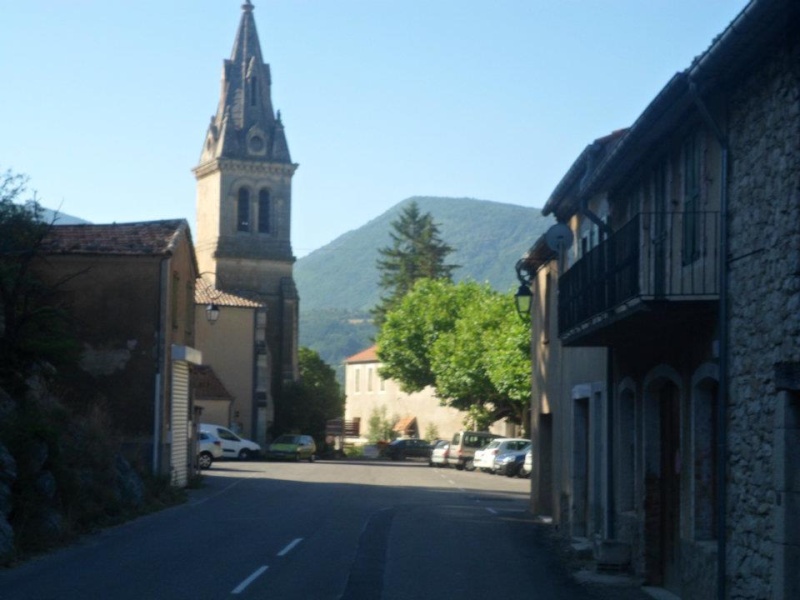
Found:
<box><xmin>193</xmin><ymin>0</ymin><xmax>299</xmax><ymax>434</ymax></box>
<box><xmin>344</xmin><ymin>346</ymin><xmax>466</xmax><ymax>443</ymax></box>
<box><xmin>39</xmin><ymin>220</ymin><xmax>202</xmax><ymax>486</ymax></box>
<box><xmin>519</xmin><ymin>0</ymin><xmax>800</xmax><ymax>598</ymax></box>
<box><xmin>344</xmin><ymin>345</ymin><xmax>515</xmax><ymax>444</ymax></box>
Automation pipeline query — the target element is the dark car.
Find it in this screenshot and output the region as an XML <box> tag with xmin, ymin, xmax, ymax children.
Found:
<box><xmin>493</xmin><ymin>442</ymin><xmax>532</xmax><ymax>477</ymax></box>
<box><xmin>384</xmin><ymin>438</ymin><xmax>432</xmax><ymax>461</ymax></box>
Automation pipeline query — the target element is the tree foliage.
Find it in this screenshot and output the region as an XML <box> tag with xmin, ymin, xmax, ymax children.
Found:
<box><xmin>372</xmin><ymin>201</ymin><xmax>457</xmax><ymax>326</ymax></box>
<box><xmin>274</xmin><ymin>347</ymin><xmax>344</xmax><ymax>445</ymax></box>
<box><xmin>366</xmin><ymin>405</ymin><xmax>396</xmax><ymax>443</ymax></box>
<box><xmin>0</xmin><ymin>170</ymin><xmax>78</xmax><ymax>395</ymax></box>
<box><xmin>376</xmin><ymin>279</ymin><xmax>530</xmax><ymax>431</ymax></box>
<box><xmin>375</xmin><ymin>279</ymin><xmax>476</xmax><ymax>392</ymax></box>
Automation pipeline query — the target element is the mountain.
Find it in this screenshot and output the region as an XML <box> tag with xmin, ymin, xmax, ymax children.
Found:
<box><xmin>296</xmin><ymin>196</ymin><xmax>552</xmax><ymax>374</ymax></box>
<box><xmin>36</xmin><ymin>205</ymin><xmax>90</xmax><ymax>225</ymax></box>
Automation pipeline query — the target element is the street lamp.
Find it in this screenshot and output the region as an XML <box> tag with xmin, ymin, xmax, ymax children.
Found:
<box><xmin>514</xmin><ymin>283</ymin><xmax>532</xmax><ymax>320</ymax></box>
<box><xmin>514</xmin><ymin>258</ymin><xmax>533</xmax><ymax>322</ymax></box>
<box><xmin>198</xmin><ymin>272</ymin><xmax>222</xmax><ymax>325</ymax></box>
<box><xmin>205</xmin><ymin>303</ymin><xmax>220</xmax><ymax>324</ymax></box>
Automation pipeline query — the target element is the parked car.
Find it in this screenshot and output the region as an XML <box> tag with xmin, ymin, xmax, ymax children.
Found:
<box><xmin>429</xmin><ymin>440</ymin><xmax>450</xmax><ymax>467</ymax></box>
<box><xmin>494</xmin><ymin>442</ymin><xmax>532</xmax><ymax>477</ymax></box>
<box><xmin>474</xmin><ymin>438</ymin><xmax>530</xmax><ymax>473</ymax></box>
<box><xmin>199</xmin><ymin>424</ymin><xmax>261</xmax><ymax>460</ymax></box>
<box><xmin>196</xmin><ymin>431</ymin><xmax>223</xmax><ymax>469</ymax></box>
<box><xmin>267</xmin><ymin>434</ymin><xmax>317</xmax><ymax>462</ymax></box>
<box><xmin>447</xmin><ymin>431</ymin><xmax>502</xmax><ymax>471</ymax></box>
<box><xmin>384</xmin><ymin>438</ymin><xmax>432</xmax><ymax>460</ymax></box>
<box><xmin>519</xmin><ymin>449</ymin><xmax>532</xmax><ymax>478</ymax></box>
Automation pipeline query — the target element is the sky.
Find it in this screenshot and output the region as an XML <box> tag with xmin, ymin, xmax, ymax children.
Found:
<box><xmin>1</xmin><ymin>0</ymin><xmax>749</xmax><ymax>258</ymax></box>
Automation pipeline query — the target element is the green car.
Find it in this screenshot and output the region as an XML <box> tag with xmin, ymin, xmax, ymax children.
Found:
<box><xmin>267</xmin><ymin>434</ymin><xmax>317</xmax><ymax>462</ymax></box>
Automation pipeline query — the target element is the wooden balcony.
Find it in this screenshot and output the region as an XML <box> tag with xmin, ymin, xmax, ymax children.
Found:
<box><xmin>558</xmin><ymin>212</ymin><xmax>720</xmax><ymax>347</ymax></box>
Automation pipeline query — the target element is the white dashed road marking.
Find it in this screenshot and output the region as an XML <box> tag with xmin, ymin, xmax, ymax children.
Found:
<box><xmin>231</xmin><ymin>566</ymin><xmax>268</xmax><ymax>595</ymax></box>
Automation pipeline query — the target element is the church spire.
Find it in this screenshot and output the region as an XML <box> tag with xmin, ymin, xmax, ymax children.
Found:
<box><xmin>198</xmin><ymin>0</ymin><xmax>291</xmax><ymax>164</ymax></box>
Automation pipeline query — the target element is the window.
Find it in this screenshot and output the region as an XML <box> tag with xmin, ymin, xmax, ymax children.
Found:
<box><xmin>682</xmin><ymin>134</ymin><xmax>701</xmax><ymax>264</ymax></box>
<box><xmin>249</xmin><ymin>77</ymin><xmax>257</xmax><ymax>106</ymax></box>
<box><xmin>367</xmin><ymin>367</ymin><xmax>373</xmax><ymax>392</ymax></box>
<box><xmin>258</xmin><ymin>189</ymin><xmax>270</xmax><ymax>233</ymax></box>
<box><xmin>237</xmin><ymin>188</ymin><xmax>250</xmax><ymax>232</ymax></box>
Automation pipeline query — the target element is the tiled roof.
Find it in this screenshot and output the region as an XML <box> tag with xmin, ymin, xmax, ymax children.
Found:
<box><xmin>190</xmin><ymin>364</ymin><xmax>234</xmax><ymax>400</ymax></box>
<box><xmin>195</xmin><ymin>283</ymin><xmax>264</xmax><ymax>308</ymax></box>
<box><xmin>345</xmin><ymin>345</ymin><xmax>378</xmax><ymax>364</ymax></box>
<box><xmin>41</xmin><ymin>219</ymin><xmax>190</xmax><ymax>256</ymax></box>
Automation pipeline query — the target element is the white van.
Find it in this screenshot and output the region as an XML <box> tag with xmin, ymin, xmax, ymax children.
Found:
<box><xmin>199</xmin><ymin>424</ymin><xmax>261</xmax><ymax>460</ymax></box>
<box><xmin>446</xmin><ymin>431</ymin><xmax>501</xmax><ymax>471</ymax></box>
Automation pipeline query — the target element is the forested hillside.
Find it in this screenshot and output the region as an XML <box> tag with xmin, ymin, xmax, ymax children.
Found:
<box><xmin>296</xmin><ymin>196</ymin><xmax>551</xmax><ymax>377</ymax></box>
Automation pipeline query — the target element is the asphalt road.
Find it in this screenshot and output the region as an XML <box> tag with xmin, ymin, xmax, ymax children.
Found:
<box><xmin>0</xmin><ymin>459</ymin><xmax>647</xmax><ymax>600</ymax></box>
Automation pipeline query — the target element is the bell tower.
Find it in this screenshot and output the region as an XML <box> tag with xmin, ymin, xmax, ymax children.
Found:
<box><xmin>194</xmin><ymin>0</ymin><xmax>299</xmax><ymax>391</ymax></box>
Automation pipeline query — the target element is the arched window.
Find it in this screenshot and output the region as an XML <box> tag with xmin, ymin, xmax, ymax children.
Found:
<box><xmin>258</xmin><ymin>189</ymin><xmax>270</xmax><ymax>233</ymax></box>
<box><xmin>249</xmin><ymin>77</ymin><xmax>257</xmax><ymax>106</ymax></box>
<box><xmin>237</xmin><ymin>188</ymin><xmax>250</xmax><ymax>232</ymax></box>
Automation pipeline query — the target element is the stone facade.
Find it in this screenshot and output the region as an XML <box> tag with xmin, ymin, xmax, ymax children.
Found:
<box><xmin>725</xmin><ymin>30</ymin><xmax>800</xmax><ymax>600</ymax></box>
<box><xmin>38</xmin><ymin>220</ymin><xmax>201</xmax><ymax>480</ymax></box>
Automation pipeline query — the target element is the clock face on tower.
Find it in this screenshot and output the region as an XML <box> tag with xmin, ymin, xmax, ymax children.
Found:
<box><xmin>249</xmin><ymin>135</ymin><xmax>265</xmax><ymax>154</ymax></box>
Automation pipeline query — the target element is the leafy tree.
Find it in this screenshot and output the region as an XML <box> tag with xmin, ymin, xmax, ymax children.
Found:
<box><xmin>376</xmin><ymin>279</ymin><xmax>476</xmax><ymax>392</ymax></box>
<box><xmin>0</xmin><ymin>170</ymin><xmax>78</xmax><ymax>396</ymax></box>
<box><xmin>372</xmin><ymin>201</ymin><xmax>458</xmax><ymax>326</ymax></box>
<box><xmin>366</xmin><ymin>405</ymin><xmax>396</xmax><ymax>443</ymax></box>
<box><xmin>376</xmin><ymin>279</ymin><xmax>530</xmax><ymax>432</ymax></box>
<box><xmin>273</xmin><ymin>347</ymin><xmax>344</xmax><ymax>444</ymax></box>
<box><xmin>432</xmin><ymin>286</ymin><xmax>531</xmax><ymax>428</ymax></box>
<box><xmin>423</xmin><ymin>423</ymin><xmax>440</xmax><ymax>441</ymax></box>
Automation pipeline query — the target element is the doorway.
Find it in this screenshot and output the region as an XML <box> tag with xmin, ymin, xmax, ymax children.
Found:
<box><xmin>659</xmin><ymin>383</ymin><xmax>681</xmax><ymax>593</ymax></box>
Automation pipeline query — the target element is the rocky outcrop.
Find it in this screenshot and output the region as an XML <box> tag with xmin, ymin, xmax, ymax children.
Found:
<box><xmin>0</xmin><ymin>442</ymin><xmax>17</xmax><ymax>565</ymax></box>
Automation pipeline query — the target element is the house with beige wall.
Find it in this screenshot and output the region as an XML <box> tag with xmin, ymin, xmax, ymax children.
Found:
<box><xmin>194</xmin><ymin>285</ymin><xmax>270</xmax><ymax>445</ymax></box>
<box><xmin>344</xmin><ymin>346</ymin><xmax>466</xmax><ymax>443</ymax></box>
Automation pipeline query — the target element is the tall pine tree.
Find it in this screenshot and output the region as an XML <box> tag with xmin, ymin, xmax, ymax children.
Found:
<box><xmin>372</xmin><ymin>201</ymin><xmax>457</xmax><ymax>327</ymax></box>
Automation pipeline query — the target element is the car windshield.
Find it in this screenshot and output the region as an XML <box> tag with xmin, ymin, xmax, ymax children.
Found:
<box><xmin>274</xmin><ymin>435</ymin><xmax>299</xmax><ymax>444</ymax></box>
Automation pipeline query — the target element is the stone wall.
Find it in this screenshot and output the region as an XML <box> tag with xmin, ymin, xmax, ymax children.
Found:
<box><xmin>726</xmin><ymin>33</ymin><xmax>800</xmax><ymax>600</ymax></box>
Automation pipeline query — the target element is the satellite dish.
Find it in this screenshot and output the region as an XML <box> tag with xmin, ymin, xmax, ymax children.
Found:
<box><xmin>545</xmin><ymin>223</ymin><xmax>574</xmax><ymax>252</ymax></box>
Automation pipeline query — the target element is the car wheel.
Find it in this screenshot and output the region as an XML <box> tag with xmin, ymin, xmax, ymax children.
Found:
<box><xmin>505</xmin><ymin>465</ymin><xmax>518</xmax><ymax>478</ymax></box>
<box><xmin>238</xmin><ymin>449</ymin><xmax>251</xmax><ymax>460</ymax></box>
<box><xmin>198</xmin><ymin>452</ymin><xmax>213</xmax><ymax>469</ymax></box>
<box><xmin>464</xmin><ymin>458</ymin><xmax>476</xmax><ymax>472</ymax></box>
<box><xmin>455</xmin><ymin>464</ymin><xmax>464</xmax><ymax>471</ymax></box>
<box><xmin>308</xmin><ymin>454</ymin><xmax>315</xmax><ymax>463</ymax></box>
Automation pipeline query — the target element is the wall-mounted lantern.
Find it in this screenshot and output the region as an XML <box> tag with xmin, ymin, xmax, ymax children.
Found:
<box><xmin>205</xmin><ymin>303</ymin><xmax>221</xmax><ymax>324</ymax></box>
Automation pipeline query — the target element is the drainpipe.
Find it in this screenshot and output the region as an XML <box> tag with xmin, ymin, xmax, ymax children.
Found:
<box><xmin>689</xmin><ymin>79</ymin><xmax>729</xmax><ymax>600</ymax></box>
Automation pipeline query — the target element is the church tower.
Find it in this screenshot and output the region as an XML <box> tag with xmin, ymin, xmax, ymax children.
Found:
<box><xmin>194</xmin><ymin>1</ymin><xmax>299</xmax><ymax>393</ymax></box>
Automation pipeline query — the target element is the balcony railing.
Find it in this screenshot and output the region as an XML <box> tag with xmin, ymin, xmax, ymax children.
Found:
<box><xmin>558</xmin><ymin>212</ymin><xmax>720</xmax><ymax>338</ymax></box>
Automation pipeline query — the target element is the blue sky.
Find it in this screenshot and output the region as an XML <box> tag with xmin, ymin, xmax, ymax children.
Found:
<box><xmin>1</xmin><ymin>0</ymin><xmax>748</xmax><ymax>257</ymax></box>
